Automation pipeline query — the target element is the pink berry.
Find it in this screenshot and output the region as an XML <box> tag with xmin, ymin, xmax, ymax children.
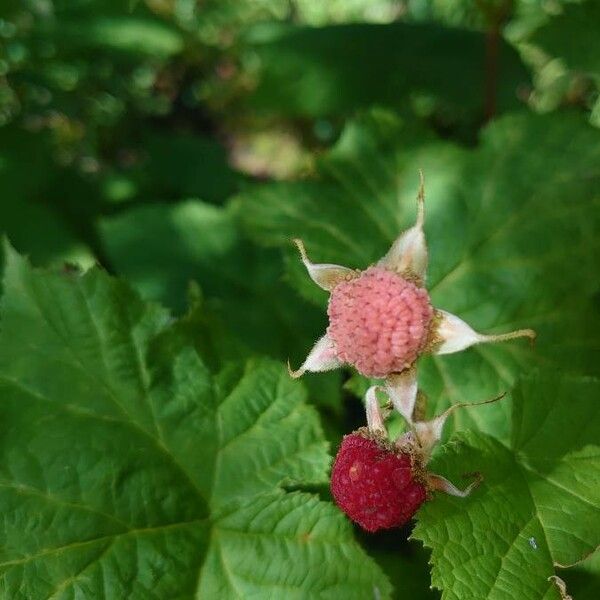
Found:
<box><xmin>330</xmin><ymin>431</ymin><xmax>427</xmax><ymax>532</ymax></box>
<box><xmin>327</xmin><ymin>267</ymin><xmax>433</xmax><ymax>377</ymax></box>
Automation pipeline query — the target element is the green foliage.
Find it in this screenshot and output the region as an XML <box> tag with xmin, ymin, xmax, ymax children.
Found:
<box><xmin>2</xmin><ymin>0</ymin><xmax>599</xmax><ymax>597</ymax></box>
<box><xmin>173</xmin><ymin>0</ymin><xmax>401</xmax><ymax>42</ymax></box>
<box><xmin>526</xmin><ymin>0</ymin><xmax>600</xmax><ymax>125</ymax></box>
<box><xmin>413</xmin><ymin>371</ymin><xmax>600</xmax><ymax>599</ymax></box>
<box><xmin>531</xmin><ymin>1</ymin><xmax>600</xmax><ymax>78</ymax></box>
<box><xmin>132</xmin><ymin>131</ymin><xmax>241</xmax><ymax>204</ymax></box>
<box><xmin>0</xmin><ymin>244</ymin><xmax>389</xmax><ymax>599</ymax></box>
<box><xmin>0</xmin><ymin>126</ymin><xmax>96</xmax><ymax>268</ymax></box>
<box><xmin>99</xmin><ymin>199</ymin><xmax>327</xmax><ymax>365</ymax></box>
<box><xmin>0</xmin><ymin>0</ymin><xmax>187</xmax><ymax>159</ymax></box>
<box><xmin>560</xmin><ymin>551</ymin><xmax>600</xmax><ymax>599</ymax></box>
<box><xmin>246</xmin><ymin>22</ymin><xmax>529</xmax><ymax>121</ymax></box>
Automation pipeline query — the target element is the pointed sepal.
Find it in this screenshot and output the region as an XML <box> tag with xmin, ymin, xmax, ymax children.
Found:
<box><xmin>365</xmin><ymin>386</ymin><xmax>387</xmax><ymax>436</ymax></box>
<box><xmin>431</xmin><ymin>309</ymin><xmax>536</xmax><ymax>355</ymax></box>
<box><xmin>384</xmin><ymin>367</ymin><xmax>418</xmax><ymax>423</ymax></box>
<box><xmin>293</xmin><ymin>238</ymin><xmax>356</xmax><ymax>291</ymax></box>
<box><xmin>288</xmin><ymin>334</ymin><xmax>342</xmax><ymax>378</ymax></box>
<box><xmin>379</xmin><ymin>171</ymin><xmax>427</xmax><ymax>281</ymax></box>
<box><xmin>413</xmin><ymin>393</ymin><xmax>505</xmax><ymax>461</ymax></box>
<box><xmin>427</xmin><ymin>472</ymin><xmax>483</xmax><ymax>498</ymax></box>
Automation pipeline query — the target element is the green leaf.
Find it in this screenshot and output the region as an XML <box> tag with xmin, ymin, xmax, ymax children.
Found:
<box><xmin>560</xmin><ymin>550</ymin><xmax>600</xmax><ymax>600</ymax></box>
<box><xmin>0</xmin><ymin>244</ymin><xmax>390</xmax><ymax>599</ymax></box>
<box><xmin>530</xmin><ymin>1</ymin><xmax>600</xmax><ymax>80</ymax></box>
<box><xmin>420</xmin><ymin>109</ymin><xmax>600</xmax><ymax>436</ymax></box>
<box><xmin>26</xmin><ymin>1</ymin><xmax>183</xmax><ymax>59</ymax></box>
<box><xmin>238</xmin><ymin>110</ymin><xmax>463</xmax><ymax>300</ymax></box>
<box><xmin>412</xmin><ymin>370</ymin><xmax>600</xmax><ymax>599</ymax></box>
<box><xmin>99</xmin><ymin>199</ymin><xmax>330</xmax><ymax>366</ymax></box>
<box><xmin>0</xmin><ymin>127</ymin><xmax>95</xmax><ymax>270</ymax></box>
<box><xmin>238</xmin><ymin>109</ymin><xmax>600</xmax><ymax>438</ymax></box>
<box><xmin>53</xmin><ymin>17</ymin><xmax>184</xmax><ymax>58</ymax></box>
<box><xmin>365</xmin><ymin>536</ymin><xmax>439</xmax><ymax>600</ymax></box>
<box><xmin>246</xmin><ymin>22</ymin><xmax>529</xmax><ymax>119</ymax></box>
<box><xmin>197</xmin><ymin>492</ymin><xmax>391</xmax><ymax>598</ymax></box>
<box><xmin>134</xmin><ymin>131</ymin><xmax>241</xmax><ymax>204</ymax></box>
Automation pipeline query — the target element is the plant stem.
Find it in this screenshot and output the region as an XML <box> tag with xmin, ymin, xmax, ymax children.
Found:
<box><xmin>476</xmin><ymin>0</ymin><xmax>514</xmax><ymax>123</ymax></box>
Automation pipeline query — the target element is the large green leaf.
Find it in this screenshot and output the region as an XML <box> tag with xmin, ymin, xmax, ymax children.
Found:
<box><xmin>0</xmin><ymin>245</ymin><xmax>390</xmax><ymax>599</ymax></box>
<box><xmin>412</xmin><ymin>370</ymin><xmax>600</xmax><ymax>599</ymax></box>
<box><xmin>245</xmin><ymin>22</ymin><xmax>529</xmax><ymax>119</ymax></box>
<box><xmin>99</xmin><ymin>199</ymin><xmax>339</xmax><ymax>371</ymax></box>
<box><xmin>237</xmin><ymin>109</ymin><xmax>600</xmax><ymax>438</ymax></box>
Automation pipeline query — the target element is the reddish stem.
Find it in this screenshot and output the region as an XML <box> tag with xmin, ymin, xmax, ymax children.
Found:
<box><xmin>476</xmin><ymin>0</ymin><xmax>513</xmax><ymax>123</ymax></box>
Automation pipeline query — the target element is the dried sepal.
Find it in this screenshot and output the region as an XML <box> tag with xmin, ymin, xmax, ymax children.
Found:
<box><xmin>379</xmin><ymin>170</ymin><xmax>427</xmax><ymax>281</ymax></box>
<box><xmin>293</xmin><ymin>238</ymin><xmax>356</xmax><ymax>291</ymax></box>
<box><xmin>431</xmin><ymin>309</ymin><xmax>536</xmax><ymax>355</ymax></box>
<box><xmin>412</xmin><ymin>393</ymin><xmax>506</xmax><ymax>460</ymax></box>
<box><xmin>548</xmin><ymin>576</ymin><xmax>573</xmax><ymax>600</ymax></box>
<box><xmin>288</xmin><ymin>334</ymin><xmax>342</xmax><ymax>378</ymax></box>
<box><xmin>365</xmin><ymin>386</ymin><xmax>387</xmax><ymax>436</ymax></box>
<box><xmin>426</xmin><ymin>472</ymin><xmax>483</xmax><ymax>498</ymax></box>
<box><xmin>384</xmin><ymin>367</ymin><xmax>418</xmax><ymax>423</ymax></box>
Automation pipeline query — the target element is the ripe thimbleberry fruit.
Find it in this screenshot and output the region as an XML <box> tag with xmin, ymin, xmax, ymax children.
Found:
<box><xmin>330</xmin><ymin>389</ymin><xmax>498</xmax><ymax>532</ymax></box>
<box><xmin>330</xmin><ymin>430</ymin><xmax>427</xmax><ymax>532</ymax></box>
<box><xmin>289</xmin><ymin>172</ymin><xmax>534</xmax><ymax>423</ymax></box>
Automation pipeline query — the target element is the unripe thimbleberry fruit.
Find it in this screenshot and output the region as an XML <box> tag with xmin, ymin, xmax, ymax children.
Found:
<box><xmin>330</xmin><ymin>431</ymin><xmax>427</xmax><ymax>532</ymax></box>
<box><xmin>327</xmin><ymin>266</ymin><xmax>433</xmax><ymax>377</ymax></box>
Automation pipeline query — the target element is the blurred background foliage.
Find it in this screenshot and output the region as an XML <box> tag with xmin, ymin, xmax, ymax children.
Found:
<box><xmin>1</xmin><ymin>0</ymin><xmax>598</xmax><ymax>597</ymax></box>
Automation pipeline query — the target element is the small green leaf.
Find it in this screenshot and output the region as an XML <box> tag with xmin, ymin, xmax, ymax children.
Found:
<box><xmin>0</xmin><ymin>245</ymin><xmax>390</xmax><ymax>599</ymax></box>
<box><xmin>53</xmin><ymin>17</ymin><xmax>184</xmax><ymax>57</ymax></box>
<box><xmin>412</xmin><ymin>370</ymin><xmax>600</xmax><ymax>599</ymax></box>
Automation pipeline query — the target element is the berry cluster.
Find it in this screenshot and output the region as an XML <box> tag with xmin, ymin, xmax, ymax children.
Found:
<box><xmin>291</xmin><ymin>174</ymin><xmax>534</xmax><ymax>532</ymax></box>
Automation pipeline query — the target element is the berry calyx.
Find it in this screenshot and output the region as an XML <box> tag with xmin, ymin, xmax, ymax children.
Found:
<box><xmin>327</xmin><ymin>266</ymin><xmax>433</xmax><ymax>377</ymax></box>
<box><xmin>330</xmin><ymin>430</ymin><xmax>427</xmax><ymax>532</ymax></box>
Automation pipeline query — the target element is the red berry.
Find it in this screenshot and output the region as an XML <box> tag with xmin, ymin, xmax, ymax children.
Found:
<box><xmin>330</xmin><ymin>431</ymin><xmax>427</xmax><ymax>532</ymax></box>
